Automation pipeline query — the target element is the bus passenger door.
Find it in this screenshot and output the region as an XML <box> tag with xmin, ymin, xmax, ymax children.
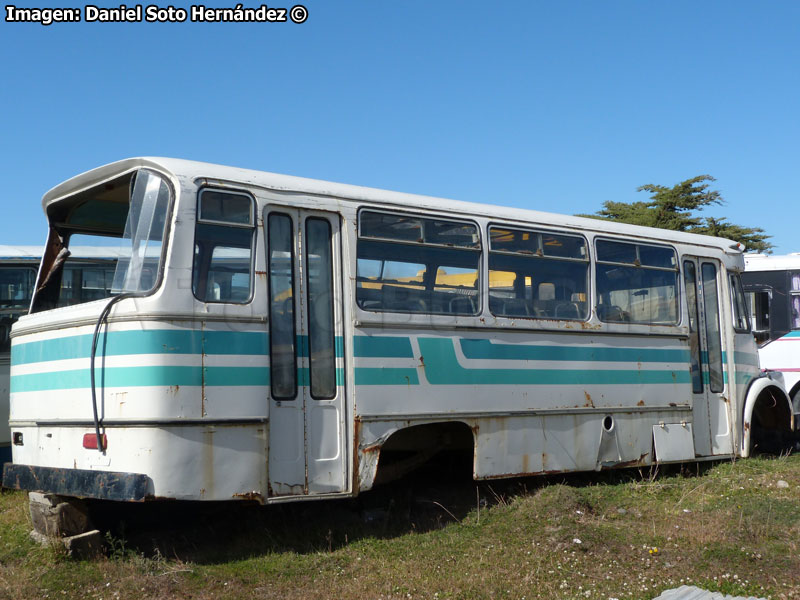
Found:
<box><xmin>684</xmin><ymin>258</ymin><xmax>732</xmax><ymax>456</ymax></box>
<box><xmin>264</xmin><ymin>206</ymin><xmax>348</xmax><ymax>497</ymax></box>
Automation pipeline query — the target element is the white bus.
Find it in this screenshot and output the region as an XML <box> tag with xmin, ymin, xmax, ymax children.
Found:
<box><xmin>2</xmin><ymin>158</ymin><xmax>792</xmax><ymax>512</ymax></box>
<box><xmin>0</xmin><ymin>246</ymin><xmax>120</xmax><ymax>463</ymax></box>
<box><xmin>743</xmin><ymin>253</ymin><xmax>800</xmax><ymax>421</ymax></box>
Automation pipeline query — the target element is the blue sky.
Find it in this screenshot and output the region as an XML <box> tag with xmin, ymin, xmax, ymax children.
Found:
<box><xmin>2</xmin><ymin>1</ymin><xmax>798</xmax><ymax>252</ymax></box>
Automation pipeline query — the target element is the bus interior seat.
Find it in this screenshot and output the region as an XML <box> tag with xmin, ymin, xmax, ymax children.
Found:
<box><xmin>554</xmin><ymin>302</ymin><xmax>580</xmax><ymax>319</ymax></box>
<box><xmin>500</xmin><ymin>297</ymin><xmax>531</xmax><ymax>317</ymax></box>
<box><xmin>382</xmin><ymin>285</ymin><xmax>426</xmax><ymax>312</ymax></box>
<box><xmin>597</xmin><ymin>304</ymin><xmax>630</xmax><ymax>322</ymax></box>
<box><xmin>449</xmin><ymin>295</ymin><xmax>476</xmax><ymax>315</ymax></box>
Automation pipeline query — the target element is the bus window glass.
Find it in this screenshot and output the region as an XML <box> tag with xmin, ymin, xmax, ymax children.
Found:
<box><xmin>683</xmin><ymin>261</ymin><xmax>703</xmax><ymax>394</ymax></box>
<box><xmin>306</xmin><ymin>218</ymin><xmax>336</xmax><ymax>400</ymax></box>
<box><xmin>638</xmin><ymin>245</ymin><xmax>677</xmax><ymax>269</ymax></box>
<box><xmin>60</xmin><ymin>264</ymin><xmax>116</xmax><ymax>305</ymax></box>
<box><xmin>596</xmin><ymin>240</ymin><xmax>678</xmax><ymax>324</ymax></box>
<box><xmin>198</xmin><ymin>190</ymin><xmax>253</xmax><ymax>225</ymax></box>
<box><xmin>192</xmin><ymin>189</ymin><xmax>254</xmax><ymax>304</ymax></box>
<box><xmin>746</xmin><ymin>290</ymin><xmax>770</xmax><ymax>334</ymax></box>
<box><xmin>360</xmin><ymin>212</ymin><xmax>422</xmax><ymax>243</ymax></box>
<box><xmin>488</xmin><ymin>227</ymin><xmax>588</xmax><ymax>320</ymax></box>
<box><xmin>542</xmin><ymin>233</ymin><xmax>586</xmax><ymax>259</ymax></box>
<box><xmin>792</xmin><ymin>295</ymin><xmax>800</xmax><ymax>330</ymax></box>
<box><xmin>356</xmin><ymin>211</ymin><xmax>480</xmax><ymax>315</ymax></box>
<box><xmin>111</xmin><ymin>170</ymin><xmax>170</xmax><ymax>294</ymax></box>
<box><xmin>0</xmin><ymin>268</ymin><xmax>35</xmax><ymax>309</ymax></box>
<box><xmin>360</xmin><ymin>211</ymin><xmax>480</xmax><ymax>249</ymax></box>
<box><xmin>0</xmin><ymin>267</ymin><xmax>36</xmax><ymax>353</ymax></box>
<box><xmin>268</xmin><ymin>213</ymin><xmax>297</xmax><ymax>400</ymax></box>
<box><xmin>596</xmin><ymin>240</ymin><xmax>637</xmax><ymax>264</ymax></box>
<box><xmin>702</xmin><ymin>263</ymin><xmax>724</xmax><ymax>392</ymax></box>
<box><xmin>730</xmin><ymin>274</ymin><xmax>750</xmax><ymax>332</ymax></box>
<box><xmin>791</xmin><ymin>273</ymin><xmax>800</xmax><ymax>329</ymax></box>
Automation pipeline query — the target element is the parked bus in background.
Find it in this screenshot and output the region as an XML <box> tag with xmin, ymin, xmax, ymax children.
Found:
<box><xmin>0</xmin><ymin>246</ymin><xmax>121</xmax><ymax>463</ymax></box>
<box><xmin>1</xmin><ymin>159</ymin><xmax>792</xmax><ymax>527</ymax></box>
<box><xmin>743</xmin><ymin>253</ymin><xmax>800</xmax><ymax>422</ymax></box>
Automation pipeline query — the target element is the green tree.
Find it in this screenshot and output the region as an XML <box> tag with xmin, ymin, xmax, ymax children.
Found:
<box><xmin>580</xmin><ymin>175</ymin><xmax>772</xmax><ymax>253</ymax></box>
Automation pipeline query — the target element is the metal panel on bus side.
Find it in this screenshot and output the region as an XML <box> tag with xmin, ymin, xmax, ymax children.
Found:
<box><xmin>652</xmin><ymin>423</ymin><xmax>695</xmax><ymax>462</ymax></box>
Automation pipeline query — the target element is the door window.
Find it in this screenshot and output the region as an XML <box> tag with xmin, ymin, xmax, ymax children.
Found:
<box><xmin>306</xmin><ymin>218</ymin><xmax>336</xmax><ymax>400</ymax></box>
<box><xmin>267</xmin><ymin>213</ymin><xmax>297</xmax><ymax>400</ymax></box>
<box><xmin>701</xmin><ymin>263</ymin><xmax>724</xmax><ymax>393</ymax></box>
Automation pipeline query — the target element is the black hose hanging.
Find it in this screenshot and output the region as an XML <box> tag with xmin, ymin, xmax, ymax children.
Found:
<box><xmin>89</xmin><ymin>293</ymin><xmax>133</xmax><ymax>453</ymax></box>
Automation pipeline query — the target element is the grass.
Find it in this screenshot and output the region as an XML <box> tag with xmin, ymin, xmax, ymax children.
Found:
<box><xmin>1</xmin><ymin>455</ymin><xmax>800</xmax><ymax>599</ymax></box>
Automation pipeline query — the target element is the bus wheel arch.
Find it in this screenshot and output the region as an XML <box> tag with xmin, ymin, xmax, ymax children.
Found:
<box><xmin>742</xmin><ymin>378</ymin><xmax>793</xmax><ymax>457</ymax></box>
<box><xmin>789</xmin><ymin>381</ymin><xmax>800</xmax><ymax>415</ymax></box>
<box><xmin>365</xmin><ymin>421</ymin><xmax>476</xmax><ymax>488</ymax></box>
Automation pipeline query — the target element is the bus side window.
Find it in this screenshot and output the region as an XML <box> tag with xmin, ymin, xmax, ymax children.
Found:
<box><xmin>488</xmin><ymin>227</ymin><xmax>589</xmax><ymax>321</ymax></box>
<box><xmin>192</xmin><ymin>189</ymin><xmax>255</xmax><ymax>304</ymax></box>
<box><xmin>356</xmin><ymin>211</ymin><xmax>481</xmax><ymax>315</ymax></box>
<box><xmin>595</xmin><ymin>240</ymin><xmax>678</xmax><ymax>325</ymax></box>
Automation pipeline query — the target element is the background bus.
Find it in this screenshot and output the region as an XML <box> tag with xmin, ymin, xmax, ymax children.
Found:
<box><xmin>0</xmin><ymin>246</ymin><xmax>121</xmax><ymax>462</ymax></box>
<box><xmin>743</xmin><ymin>253</ymin><xmax>800</xmax><ymax>419</ymax></box>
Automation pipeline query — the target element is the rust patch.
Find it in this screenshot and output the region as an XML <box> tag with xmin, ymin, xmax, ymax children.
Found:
<box><xmin>362</xmin><ymin>443</ymin><xmax>381</xmax><ymax>455</ymax></box>
<box><xmin>233</xmin><ymin>491</ymin><xmax>265</xmax><ymax>503</ymax></box>
<box><xmin>353</xmin><ymin>418</ymin><xmax>361</xmax><ymax>481</ymax></box>
<box><xmin>637</xmin><ymin>400</ymin><xmax>645</xmax><ymax>407</ymax></box>
<box><xmin>583</xmin><ymin>391</ymin><xmax>594</xmax><ymax>408</ymax></box>
<box><xmin>602</xmin><ymin>452</ymin><xmax>649</xmax><ymax>469</ymax></box>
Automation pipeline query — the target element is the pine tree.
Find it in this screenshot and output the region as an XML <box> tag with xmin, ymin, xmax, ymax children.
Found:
<box><xmin>579</xmin><ymin>175</ymin><xmax>772</xmax><ymax>253</ymax></box>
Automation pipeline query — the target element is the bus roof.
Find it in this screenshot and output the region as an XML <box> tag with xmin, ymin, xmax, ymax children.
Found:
<box><xmin>745</xmin><ymin>253</ymin><xmax>800</xmax><ymax>272</ymax></box>
<box><xmin>42</xmin><ymin>157</ymin><xmax>745</xmax><ymax>255</ymax></box>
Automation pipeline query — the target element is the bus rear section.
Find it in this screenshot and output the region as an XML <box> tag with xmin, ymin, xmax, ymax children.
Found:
<box><xmin>5</xmin><ymin>164</ymin><xmax>272</xmax><ymax>503</ymax></box>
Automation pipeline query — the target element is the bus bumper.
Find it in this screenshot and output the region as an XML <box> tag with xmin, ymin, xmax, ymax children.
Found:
<box><xmin>2</xmin><ymin>464</ymin><xmax>150</xmax><ymax>501</ymax></box>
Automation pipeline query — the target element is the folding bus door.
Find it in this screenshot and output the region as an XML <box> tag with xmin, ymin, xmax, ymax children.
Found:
<box><xmin>683</xmin><ymin>257</ymin><xmax>733</xmax><ymax>456</ymax></box>
<box><xmin>264</xmin><ymin>206</ymin><xmax>348</xmax><ymax>497</ymax></box>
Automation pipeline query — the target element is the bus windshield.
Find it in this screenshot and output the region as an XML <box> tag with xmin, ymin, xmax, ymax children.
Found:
<box><xmin>32</xmin><ymin>169</ymin><xmax>171</xmax><ymax>312</ymax></box>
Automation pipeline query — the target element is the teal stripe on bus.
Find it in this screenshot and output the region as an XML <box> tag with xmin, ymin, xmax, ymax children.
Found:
<box><xmin>13</xmin><ymin>331</ymin><xmax>346</xmax><ymax>366</ymax></box>
<box><xmin>417</xmin><ymin>338</ymin><xmax>691</xmax><ymax>386</ymax></box>
<box><xmin>354</xmin><ymin>367</ymin><xmax>420</xmax><ymax>385</ymax></box>
<box><xmin>12</xmin><ymin>366</ymin><xmax>204</xmax><ymax>392</ymax></box>
<box><xmin>12</xmin><ymin>330</ymin><xmax>269</xmax><ymax>366</ymax></box>
<box><xmin>10</xmin><ymin>366</ymin><xmax>348</xmax><ymax>392</ymax></box>
<box><xmin>459</xmin><ymin>339</ymin><xmax>689</xmax><ymax>363</ymax></box>
<box><xmin>353</xmin><ymin>336</ymin><xmax>414</xmax><ymax>358</ymax></box>
<box><xmin>296</xmin><ymin>368</ymin><xmax>346</xmax><ymax>387</ymax></box>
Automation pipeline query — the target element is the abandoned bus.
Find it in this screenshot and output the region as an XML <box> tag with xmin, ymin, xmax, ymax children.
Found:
<box><xmin>0</xmin><ymin>246</ymin><xmax>120</xmax><ymax>463</ymax></box>
<box><xmin>743</xmin><ymin>253</ymin><xmax>800</xmax><ymax>420</ymax></box>
<box><xmin>2</xmin><ymin>158</ymin><xmax>792</xmax><ymax>506</ymax></box>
